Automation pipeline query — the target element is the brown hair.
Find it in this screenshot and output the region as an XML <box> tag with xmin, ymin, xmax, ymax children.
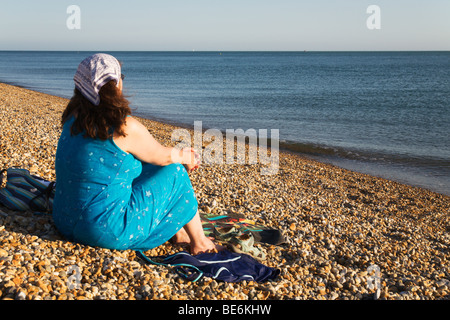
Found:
<box><xmin>61</xmin><ymin>80</ymin><xmax>131</xmax><ymax>140</ymax></box>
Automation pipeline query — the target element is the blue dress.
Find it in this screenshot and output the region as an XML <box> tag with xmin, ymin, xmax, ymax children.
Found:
<box><xmin>53</xmin><ymin>117</ymin><xmax>198</xmax><ymax>250</ymax></box>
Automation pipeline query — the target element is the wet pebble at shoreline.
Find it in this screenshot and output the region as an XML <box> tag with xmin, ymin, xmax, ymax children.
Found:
<box><xmin>0</xmin><ymin>82</ymin><xmax>449</xmax><ymax>300</ymax></box>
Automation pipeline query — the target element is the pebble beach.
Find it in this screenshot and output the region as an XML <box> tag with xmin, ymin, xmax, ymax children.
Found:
<box><xmin>0</xmin><ymin>82</ymin><xmax>449</xmax><ymax>301</ymax></box>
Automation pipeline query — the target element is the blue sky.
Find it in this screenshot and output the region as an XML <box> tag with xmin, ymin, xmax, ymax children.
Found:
<box><xmin>0</xmin><ymin>0</ymin><xmax>449</xmax><ymax>51</ymax></box>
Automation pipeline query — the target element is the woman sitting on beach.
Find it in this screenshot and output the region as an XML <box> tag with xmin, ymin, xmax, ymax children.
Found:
<box><xmin>53</xmin><ymin>53</ymin><xmax>217</xmax><ymax>255</ymax></box>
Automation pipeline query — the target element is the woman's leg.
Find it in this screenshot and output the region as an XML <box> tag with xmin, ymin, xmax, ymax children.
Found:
<box><xmin>171</xmin><ymin>226</ymin><xmax>191</xmax><ymax>244</ymax></box>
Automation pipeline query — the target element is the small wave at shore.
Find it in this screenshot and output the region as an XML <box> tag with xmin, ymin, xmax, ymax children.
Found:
<box><xmin>278</xmin><ymin>139</ymin><xmax>449</xmax><ymax>196</ymax></box>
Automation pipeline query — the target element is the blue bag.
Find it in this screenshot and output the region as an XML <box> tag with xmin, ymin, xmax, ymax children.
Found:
<box><xmin>0</xmin><ymin>167</ymin><xmax>55</xmax><ymax>213</ymax></box>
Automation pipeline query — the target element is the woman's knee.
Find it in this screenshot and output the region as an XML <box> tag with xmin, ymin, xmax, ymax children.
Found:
<box><xmin>162</xmin><ymin>163</ymin><xmax>187</xmax><ymax>176</ymax></box>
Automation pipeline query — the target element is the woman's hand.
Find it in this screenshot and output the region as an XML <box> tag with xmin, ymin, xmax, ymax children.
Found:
<box><xmin>181</xmin><ymin>148</ymin><xmax>201</xmax><ymax>173</ymax></box>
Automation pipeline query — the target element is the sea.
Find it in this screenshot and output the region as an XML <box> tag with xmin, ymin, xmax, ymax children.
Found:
<box><xmin>0</xmin><ymin>51</ymin><xmax>449</xmax><ymax>196</ymax></box>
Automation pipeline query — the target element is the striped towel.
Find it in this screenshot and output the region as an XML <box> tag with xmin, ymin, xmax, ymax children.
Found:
<box><xmin>137</xmin><ymin>249</ymin><xmax>280</xmax><ymax>283</ymax></box>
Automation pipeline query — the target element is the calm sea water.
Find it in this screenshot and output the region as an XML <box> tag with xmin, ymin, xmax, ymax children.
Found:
<box><xmin>0</xmin><ymin>51</ymin><xmax>449</xmax><ymax>195</ymax></box>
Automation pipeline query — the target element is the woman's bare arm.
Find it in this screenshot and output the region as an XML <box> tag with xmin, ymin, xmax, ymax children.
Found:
<box><xmin>113</xmin><ymin>116</ymin><xmax>199</xmax><ymax>169</ymax></box>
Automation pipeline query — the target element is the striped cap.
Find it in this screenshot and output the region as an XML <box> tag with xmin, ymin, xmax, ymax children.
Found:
<box><xmin>73</xmin><ymin>53</ymin><xmax>121</xmax><ymax>105</ymax></box>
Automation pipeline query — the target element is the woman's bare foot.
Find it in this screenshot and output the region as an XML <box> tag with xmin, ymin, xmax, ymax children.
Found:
<box><xmin>190</xmin><ymin>236</ymin><xmax>225</xmax><ymax>255</ymax></box>
<box><xmin>177</xmin><ymin>210</ymin><xmax>226</xmax><ymax>255</ymax></box>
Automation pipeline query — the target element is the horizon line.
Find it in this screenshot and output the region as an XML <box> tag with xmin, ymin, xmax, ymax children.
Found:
<box><xmin>0</xmin><ymin>49</ymin><xmax>449</xmax><ymax>53</ymax></box>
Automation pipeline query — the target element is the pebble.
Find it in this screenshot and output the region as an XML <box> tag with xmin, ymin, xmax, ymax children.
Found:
<box><xmin>1</xmin><ymin>82</ymin><xmax>449</xmax><ymax>301</ymax></box>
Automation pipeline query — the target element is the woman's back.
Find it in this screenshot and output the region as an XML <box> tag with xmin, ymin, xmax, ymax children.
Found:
<box><xmin>53</xmin><ymin>116</ymin><xmax>142</xmax><ymax>246</ymax></box>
